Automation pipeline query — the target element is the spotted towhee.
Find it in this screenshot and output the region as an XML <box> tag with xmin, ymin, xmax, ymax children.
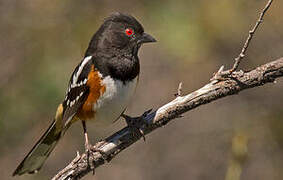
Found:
<box><xmin>13</xmin><ymin>12</ymin><xmax>156</xmax><ymax>176</ymax></box>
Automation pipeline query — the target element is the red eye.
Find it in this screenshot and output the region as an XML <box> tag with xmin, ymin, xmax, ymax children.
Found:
<box><xmin>125</xmin><ymin>28</ymin><xmax>134</xmax><ymax>36</ymax></box>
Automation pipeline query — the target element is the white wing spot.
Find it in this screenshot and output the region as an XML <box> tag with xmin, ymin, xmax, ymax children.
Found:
<box><xmin>70</xmin><ymin>78</ymin><xmax>88</xmax><ymax>89</ymax></box>
<box><xmin>70</xmin><ymin>101</ymin><xmax>74</xmax><ymax>107</ymax></box>
<box><xmin>83</xmin><ymin>78</ymin><xmax>87</xmax><ymax>84</ymax></box>
<box><xmin>68</xmin><ymin>91</ymin><xmax>84</xmax><ymax>107</ymax></box>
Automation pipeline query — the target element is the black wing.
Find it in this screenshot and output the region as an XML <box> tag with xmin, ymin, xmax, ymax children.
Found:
<box><xmin>62</xmin><ymin>56</ymin><xmax>93</xmax><ymax>126</ymax></box>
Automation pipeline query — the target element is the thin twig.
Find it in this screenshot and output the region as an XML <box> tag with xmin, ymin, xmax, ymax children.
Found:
<box><xmin>175</xmin><ymin>82</ymin><xmax>183</xmax><ymax>97</ymax></box>
<box><xmin>231</xmin><ymin>0</ymin><xmax>273</xmax><ymax>72</ymax></box>
<box><xmin>212</xmin><ymin>0</ymin><xmax>273</xmax><ymax>79</ymax></box>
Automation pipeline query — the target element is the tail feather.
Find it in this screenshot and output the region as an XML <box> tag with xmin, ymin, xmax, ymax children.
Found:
<box><xmin>13</xmin><ymin>120</ymin><xmax>62</xmax><ymax>176</ymax></box>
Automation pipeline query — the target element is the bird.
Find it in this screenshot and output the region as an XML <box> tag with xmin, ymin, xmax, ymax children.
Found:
<box><xmin>13</xmin><ymin>12</ymin><xmax>156</xmax><ymax>176</ymax></box>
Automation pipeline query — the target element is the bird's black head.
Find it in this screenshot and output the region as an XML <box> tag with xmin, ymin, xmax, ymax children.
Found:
<box><xmin>85</xmin><ymin>12</ymin><xmax>156</xmax><ymax>57</ymax></box>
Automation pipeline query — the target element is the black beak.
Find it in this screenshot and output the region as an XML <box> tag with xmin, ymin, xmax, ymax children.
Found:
<box><xmin>138</xmin><ymin>33</ymin><xmax>157</xmax><ymax>44</ymax></box>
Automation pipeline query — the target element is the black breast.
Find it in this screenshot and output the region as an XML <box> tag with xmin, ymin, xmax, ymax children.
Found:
<box><xmin>92</xmin><ymin>54</ymin><xmax>140</xmax><ymax>82</ymax></box>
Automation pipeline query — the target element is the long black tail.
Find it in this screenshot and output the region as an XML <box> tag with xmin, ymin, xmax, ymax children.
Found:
<box><xmin>13</xmin><ymin>120</ymin><xmax>63</xmax><ymax>176</ymax></box>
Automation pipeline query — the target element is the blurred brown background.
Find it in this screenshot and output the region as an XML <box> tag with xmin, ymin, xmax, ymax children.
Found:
<box><xmin>1</xmin><ymin>0</ymin><xmax>283</xmax><ymax>180</ymax></box>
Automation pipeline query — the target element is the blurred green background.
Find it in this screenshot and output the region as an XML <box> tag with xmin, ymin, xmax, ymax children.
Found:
<box><xmin>1</xmin><ymin>0</ymin><xmax>283</xmax><ymax>179</ymax></box>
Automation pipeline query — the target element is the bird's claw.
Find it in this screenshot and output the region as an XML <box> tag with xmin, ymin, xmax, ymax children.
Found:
<box><xmin>84</xmin><ymin>142</ymin><xmax>109</xmax><ymax>174</ymax></box>
<box><xmin>84</xmin><ymin>142</ymin><xmax>96</xmax><ymax>174</ymax></box>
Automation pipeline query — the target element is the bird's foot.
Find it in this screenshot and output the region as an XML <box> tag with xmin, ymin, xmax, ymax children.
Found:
<box><xmin>85</xmin><ymin>141</ymin><xmax>109</xmax><ymax>161</ymax></box>
<box><xmin>84</xmin><ymin>140</ymin><xmax>108</xmax><ymax>174</ymax></box>
<box><xmin>122</xmin><ymin>109</ymin><xmax>152</xmax><ymax>141</ymax></box>
<box><xmin>83</xmin><ymin>141</ymin><xmax>96</xmax><ymax>174</ymax></box>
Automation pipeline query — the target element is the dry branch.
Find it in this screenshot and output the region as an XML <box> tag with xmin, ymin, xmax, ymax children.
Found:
<box><xmin>231</xmin><ymin>0</ymin><xmax>273</xmax><ymax>71</ymax></box>
<box><xmin>216</xmin><ymin>0</ymin><xmax>273</xmax><ymax>77</ymax></box>
<box><xmin>52</xmin><ymin>57</ymin><xmax>283</xmax><ymax>180</ymax></box>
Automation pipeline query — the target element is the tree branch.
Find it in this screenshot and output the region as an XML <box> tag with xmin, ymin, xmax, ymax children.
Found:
<box><xmin>52</xmin><ymin>57</ymin><xmax>283</xmax><ymax>180</ymax></box>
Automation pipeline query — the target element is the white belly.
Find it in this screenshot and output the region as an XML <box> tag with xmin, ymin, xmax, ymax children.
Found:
<box><xmin>93</xmin><ymin>76</ymin><xmax>138</xmax><ymax>125</ymax></box>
